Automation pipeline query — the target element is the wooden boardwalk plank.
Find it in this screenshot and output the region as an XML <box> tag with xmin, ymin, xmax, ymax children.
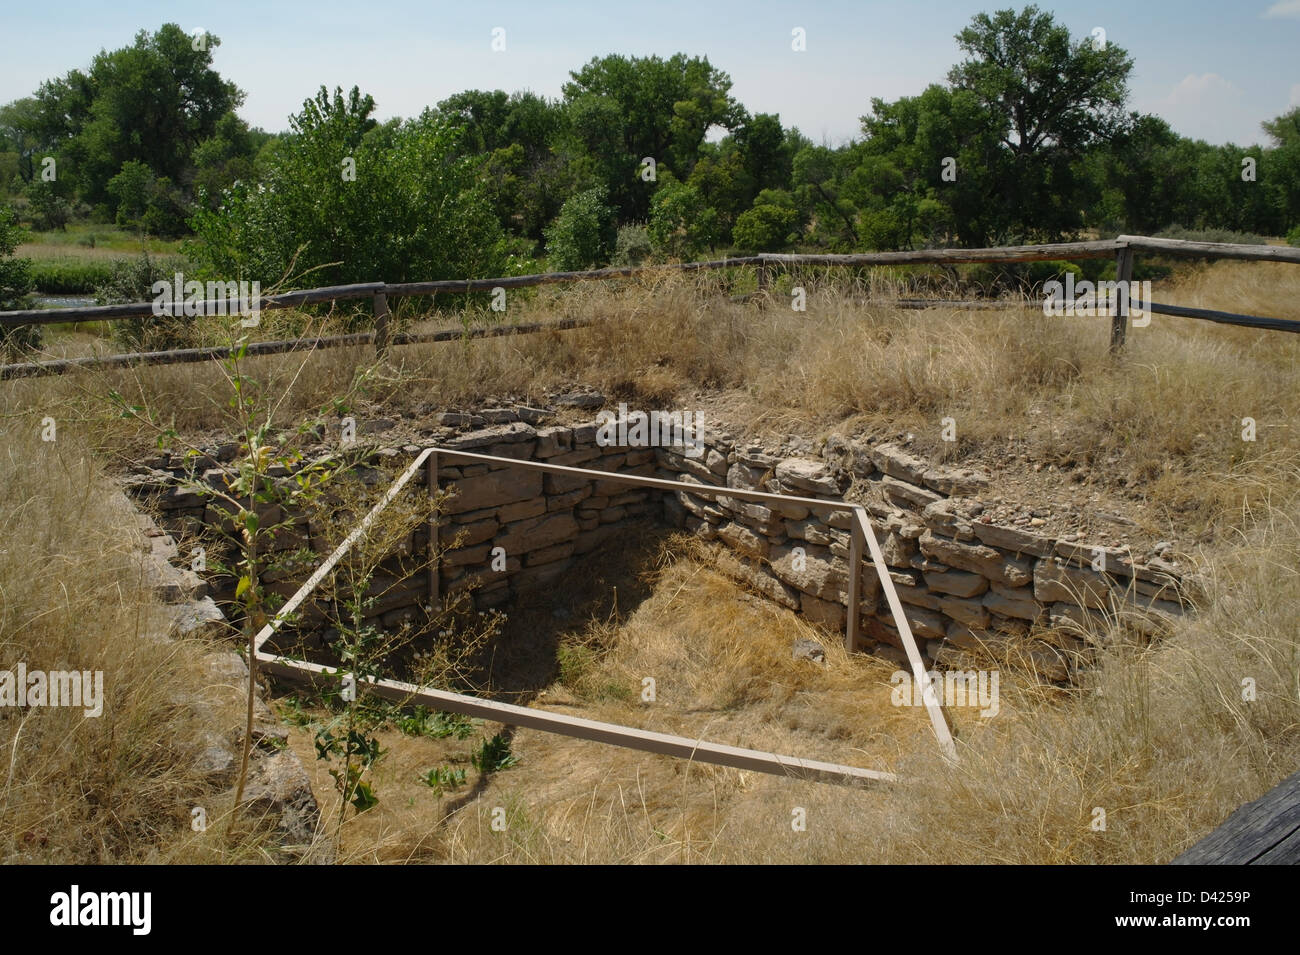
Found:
<box><xmin>1171</xmin><ymin>769</ymin><xmax>1300</xmax><ymax>864</ymax></box>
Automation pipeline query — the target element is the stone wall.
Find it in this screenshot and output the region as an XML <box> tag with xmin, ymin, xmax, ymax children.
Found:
<box><xmin>119</xmin><ymin>419</ymin><xmax>660</xmax><ymax>640</ymax></box>
<box><xmin>651</xmin><ymin>427</ymin><xmax>1197</xmax><ymax>680</ymax></box>
<box><xmin>120</xmin><ymin>409</ymin><xmax>1197</xmax><ymax>682</ymax></box>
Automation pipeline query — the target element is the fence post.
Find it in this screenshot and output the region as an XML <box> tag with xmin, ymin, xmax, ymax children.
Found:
<box><xmin>373</xmin><ymin>291</ymin><xmax>391</xmax><ymax>358</ymax></box>
<box><xmin>1110</xmin><ymin>246</ymin><xmax>1134</xmax><ymax>353</ymax></box>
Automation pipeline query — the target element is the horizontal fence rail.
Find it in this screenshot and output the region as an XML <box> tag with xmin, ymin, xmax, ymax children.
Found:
<box><xmin>1117</xmin><ymin>235</ymin><xmax>1300</xmax><ymax>264</ymax></box>
<box><xmin>0</xmin><ymin>317</ymin><xmax>596</xmax><ymax>381</ymax></box>
<box><xmin>2</xmin><ymin>236</ymin><xmax>1297</xmax><ymax>379</ymax></box>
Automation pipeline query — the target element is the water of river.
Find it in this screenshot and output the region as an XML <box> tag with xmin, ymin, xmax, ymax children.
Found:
<box><xmin>33</xmin><ymin>294</ymin><xmax>97</xmax><ymax>309</ymax></box>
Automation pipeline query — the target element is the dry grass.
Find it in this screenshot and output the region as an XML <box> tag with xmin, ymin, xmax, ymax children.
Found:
<box><xmin>3</xmin><ymin>257</ymin><xmax>1298</xmax><ymax>864</ymax></box>
<box><xmin>289</xmin><ymin>492</ymin><xmax>1299</xmax><ymax>865</ymax></box>
<box><xmin>0</xmin><ymin>400</ymin><xmax>299</xmax><ymax>862</ymax></box>
<box><xmin>11</xmin><ymin>257</ymin><xmax>1294</xmax><ymax>540</ymax></box>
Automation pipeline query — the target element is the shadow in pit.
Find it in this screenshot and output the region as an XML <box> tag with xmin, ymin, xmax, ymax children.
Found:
<box><xmin>461</xmin><ymin>519</ymin><xmax>673</xmax><ymax>708</ymax></box>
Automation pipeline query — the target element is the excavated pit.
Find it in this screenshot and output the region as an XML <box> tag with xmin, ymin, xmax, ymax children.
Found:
<box><xmin>118</xmin><ymin>398</ymin><xmax>1202</xmax><ymax>689</ymax></box>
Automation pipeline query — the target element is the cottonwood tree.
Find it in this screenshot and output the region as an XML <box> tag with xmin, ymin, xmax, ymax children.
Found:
<box><xmin>946</xmin><ymin>4</ymin><xmax>1134</xmax><ymax>241</ymax></box>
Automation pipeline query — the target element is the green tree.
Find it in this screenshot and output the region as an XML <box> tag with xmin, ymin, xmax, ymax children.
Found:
<box><xmin>543</xmin><ymin>185</ymin><xmax>617</xmax><ymax>270</ymax></box>
<box><xmin>686</xmin><ymin>143</ymin><xmax>748</xmax><ymax>244</ymax></box>
<box><xmin>791</xmin><ymin>144</ymin><xmax>861</xmax><ymax>250</ymax></box>
<box><xmin>437</xmin><ymin>90</ymin><xmax>573</xmax><ymax>241</ymax></box>
<box><xmin>561</xmin><ymin>53</ymin><xmax>743</xmax><ymax>219</ymax></box>
<box><xmin>28</xmin><ymin>24</ymin><xmax>242</xmax><ymax>218</ymax></box>
<box><xmin>23</xmin><ymin>180</ymin><xmax>73</xmax><ymax>231</ymax></box>
<box><xmin>947</xmin><ymin>5</ymin><xmax>1134</xmax><ymax>241</ymax></box>
<box><xmin>1261</xmin><ymin>107</ymin><xmax>1300</xmax><ymax>233</ymax></box>
<box><xmin>732</xmin><ymin>189</ymin><xmax>799</xmax><ymax>252</ymax></box>
<box><xmin>647</xmin><ymin>174</ymin><xmax>717</xmax><ymax>260</ymax></box>
<box><xmin>734</xmin><ymin>112</ymin><xmax>793</xmax><ymax>200</ymax></box>
<box><xmin>192</xmin><ymin>112</ymin><xmax>268</xmax><ymax>209</ymax></box>
<box><xmin>189</xmin><ymin>86</ymin><xmax>508</xmax><ymax>289</ymax></box>
<box><xmin>0</xmin><ymin>98</ymin><xmax>45</xmax><ymax>185</ymax></box>
<box><xmin>852</xmin><ymin>84</ymin><xmax>1004</xmax><ymax>248</ymax></box>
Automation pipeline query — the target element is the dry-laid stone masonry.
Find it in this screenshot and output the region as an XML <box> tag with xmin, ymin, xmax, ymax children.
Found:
<box><xmin>111</xmin><ymin>486</ymin><xmax>323</xmax><ymax>853</ymax></box>
<box><xmin>120</xmin><ymin>400</ymin><xmax>1199</xmax><ymax>685</ymax></box>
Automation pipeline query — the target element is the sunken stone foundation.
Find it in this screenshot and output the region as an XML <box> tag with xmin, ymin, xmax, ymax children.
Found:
<box><xmin>120</xmin><ymin>405</ymin><xmax>1199</xmax><ymax>683</ymax></box>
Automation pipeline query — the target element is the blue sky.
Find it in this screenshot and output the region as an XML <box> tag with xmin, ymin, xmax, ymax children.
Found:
<box><xmin>4</xmin><ymin>0</ymin><xmax>1298</xmax><ymax>146</ymax></box>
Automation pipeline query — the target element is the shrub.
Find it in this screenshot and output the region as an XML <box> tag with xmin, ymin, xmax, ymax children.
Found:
<box><xmin>188</xmin><ymin>87</ymin><xmax>509</xmax><ymax>294</ymax></box>
<box><xmin>95</xmin><ymin>252</ymin><xmax>193</xmax><ymax>351</ymax></box>
<box><xmin>612</xmin><ymin>223</ymin><xmax>652</xmax><ymax>267</ymax></box>
<box><xmin>1155</xmin><ymin>224</ymin><xmax>1269</xmax><ymax>246</ymax></box>
<box><xmin>647</xmin><ymin>176</ymin><xmax>717</xmax><ymax>261</ymax></box>
<box><xmin>732</xmin><ymin>190</ymin><xmax>798</xmax><ymax>253</ymax></box>
<box><xmin>23</xmin><ymin>181</ymin><xmax>72</xmax><ymax>232</ymax></box>
<box><xmin>544</xmin><ymin>185</ymin><xmax>617</xmax><ymax>271</ymax></box>
<box><xmin>0</xmin><ymin>201</ymin><xmax>39</xmax><ymax>356</ymax></box>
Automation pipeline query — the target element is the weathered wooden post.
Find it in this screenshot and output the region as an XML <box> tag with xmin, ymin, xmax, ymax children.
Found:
<box><xmin>847</xmin><ymin>511</ymin><xmax>862</xmax><ymax>651</ymax></box>
<box><xmin>1110</xmin><ymin>245</ymin><xmax>1134</xmax><ymax>354</ymax></box>
<box><xmin>373</xmin><ymin>291</ymin><xmax>391</xmax><ymax>358</ymax></box>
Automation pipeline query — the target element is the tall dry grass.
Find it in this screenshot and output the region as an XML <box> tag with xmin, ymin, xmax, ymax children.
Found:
<box><xmin>3</xmin><ymin>256</ymin><xmax>1297</xmax><ymax>864</ymax></box>
<box><xmin>11</xmin><ymin>258</ymin><xmax>1292</xmax><ymax>539</ymax></box>
<box><xmin>412</xmin><ymin>484</ymin><xmax>1300</xmax><ymax>864</ymax></box>
<box><xmin>0</xmin><ymin>401</ymin><xmax>288</xmax><ymax>862</ymax></box>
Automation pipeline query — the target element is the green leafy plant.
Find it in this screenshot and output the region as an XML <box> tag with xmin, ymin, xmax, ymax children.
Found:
<box><xmin>316</xmin><ymin>724</ymin><xmax>384</xmax><ymax>813</ymax></box>
<box><xmin>397</xmin><ymin>707</ymin><xmax>476</xmax><ymax>740</ymax></box>
<box><xmin>471</xmin><ymin>733</ymin><xmax>518</xmax><ymax>774</ymax></box>
<box><xmin>420</xmin><ymin>765</ymin><xmax>467</xmax><ymax>795</ymax></box>
<box><xmin>94</xmin><ymin>251</ymin><xmax>197</xmax><ymax>350</ymax></box>
<box><xmin>544</xmin><ymin>185</ymin><xmax>617</xmax><ymax>270</ymax></box>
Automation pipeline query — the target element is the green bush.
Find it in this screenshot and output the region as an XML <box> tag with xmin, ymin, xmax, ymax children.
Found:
<box><xmin>95</xmin><ymin>252</ymin><xmax>194</xmax><ymax>352</ymax></box>
<box><xmin>1155</xmin><ymin>224</ymin><xmax>1269</xmax><ymax>246</ymax></box>
<box><xmin>647</xmin><ymin>176</ymin><xmax>717</xmax><ymax>261</ymax></box>
<box><xmin>189</xmin><ymin>87</ymin><xmax>509</xmax><ymax>305</ymax></box>
<box><xmin>1287</xmin><ymin>224</ymin><xmax>1300</xmax><ymax>248</ymax></box>
<box><xmin>612</xmin><ymin>223</ymin><xmax>652</xmax><ymax>267</ymax></box>
<box><xmin>23</xmin><ymin>181</ymin><xmax>72</xmax><ymax>232</ymax></box>
<box><xmin>960</xmin><ymin>260</ymin><xmax>1084</xmax><ymax>296</ymax></box>
<box><xmin>28</xmin><ymin>260</ymin><xmax>115</xmax><ymax>293</ymax></box>
<box><xmin>732</xmin><ymin>191</ymin><xmax>798</xmax><ymax>253</ymax></box>
<box><xmin>544</xmin><ymin>185</ymin><xmax>617</xmax><ymax>271</ymax></box>
<box><xmin>0</xmin><ymin>202</ymin><xmax>39</xmax><ymax>357</ymax></box>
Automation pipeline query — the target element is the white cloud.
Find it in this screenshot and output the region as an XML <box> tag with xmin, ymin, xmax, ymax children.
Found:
<box><xmin>1164</xmin><ymin>72</ymin><xmax>1239</xmax><ymax>105</ymax></box>
<box><xmin>1263</xmin><ymin>0</ymin><xmax>1300</xmax><ymax>19</ymax></box>
<box><xmin>1145</xmin><ymin>73</ymin><xmax>1265</xmax><ymax>144</ymax></box>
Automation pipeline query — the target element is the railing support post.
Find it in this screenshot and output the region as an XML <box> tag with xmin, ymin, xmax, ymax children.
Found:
<box><xmin>847</xmin><ymin>513</ymin><xmax>862</xmax><ymax>651</ymax></box>
<box><xmin>426</xmin><ymin>451</ymin><xmax>439</xmax><ymax>618</ymax></box>
<box><xmin>1110</xmin><ymin>246</ymin><xmax>1134</xmax><ymax>354</ymax></box>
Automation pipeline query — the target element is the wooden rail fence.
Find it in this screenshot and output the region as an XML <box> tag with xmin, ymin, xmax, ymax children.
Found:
<box><xmin>2</xmin><ymin>235</ymin><xmax>1297</xmax><ymax>380</ymax></box>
